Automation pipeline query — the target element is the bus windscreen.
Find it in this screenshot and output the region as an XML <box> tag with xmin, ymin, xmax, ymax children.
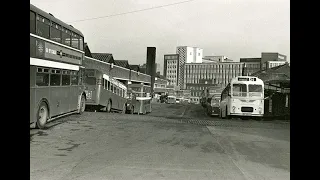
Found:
<box><xmin>249</xmin><ymin>84</ymin><xmax>263</xmax><ymax>97</ymax></box>
<box><xmin>232</xmin><ymin>84</ymin><xmax>247</xmax><ymax>97</ymax></box>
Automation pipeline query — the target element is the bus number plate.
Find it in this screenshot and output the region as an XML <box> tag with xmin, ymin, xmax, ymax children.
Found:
<box><xmin>243</xmin><ymin>113</ymin><xmax>252</xmax><ymax>116</ymax></box>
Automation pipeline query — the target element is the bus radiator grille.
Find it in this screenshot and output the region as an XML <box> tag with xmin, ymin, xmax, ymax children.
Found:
<box><xmin>241</xmin><ymin>107</ymin><xmax>253</xmax><ymax>112</ymax></box>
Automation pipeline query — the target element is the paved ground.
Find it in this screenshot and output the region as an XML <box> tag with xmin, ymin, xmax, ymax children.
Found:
<box><xmin>30</xmin><ymin>103</ymin><xmax>290</xmax><ymax>180</ymax></box>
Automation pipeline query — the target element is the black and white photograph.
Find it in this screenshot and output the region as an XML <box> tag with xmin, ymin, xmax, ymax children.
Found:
<box><xmin>30</xmin><ymin>0</ymin><xmax>290</xmax><ymax>179</ymax></box>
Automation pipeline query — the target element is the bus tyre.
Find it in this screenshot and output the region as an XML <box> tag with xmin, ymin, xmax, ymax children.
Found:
<box><xmin>130</xmin><ymin>106</ymin><xmax>134</xmax><ymax>114</ymax></box>
<box><xmin>79</xmin><ymin>95</ymin><xmax>86</xmax><ymax>114</ymax></box>
<box><xmin>36</xmin><ymin>102</ymin><xmax>48</xmax><ymax>129</ymax></box>
<box><xmin>122</xmin><ymin>104</ymin><xmax>126</xmax><ymax>114</ymax></box>
<box><xmin>106</xmin><ymin>100</ymin><xmax>112</xmax><ymax>113</ymax></box>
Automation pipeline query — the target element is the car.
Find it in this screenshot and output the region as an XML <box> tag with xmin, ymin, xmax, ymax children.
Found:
<box><xmin>206</xmin><ymin>96</ymin><xmax>221</xmax><ymax>116</ymax></box>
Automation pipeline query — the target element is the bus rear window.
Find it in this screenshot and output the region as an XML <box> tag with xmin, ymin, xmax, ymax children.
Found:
<box><xmin>85</xmin><ymin>77</ymin><xmax>96</xmax><ymax>85</ymax></box>
<box><xmin>249</xmin><ymin>85</ymin><xmax>262</xmax><ymax>92</ymax></box>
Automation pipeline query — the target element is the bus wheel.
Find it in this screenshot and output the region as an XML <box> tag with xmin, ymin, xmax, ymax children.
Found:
<box><xmin>131</xmin><ymin>106</ymin><xmax>134</xmax><ymax>114</ymax></box>
<box><xmin>79</xmin><ymin>95</ymin><xmax>86</xmax><ymax>114</ymax></box>
<box><xmin>36</xmin><ymin>102</ymin><xmax>48</xmax><ymax>129</ymax></box>
<box><xmin>106</xmin><ymin>100</ymin><xmax>112</xmax><ymax>113</ymax></box>
<box><xmin>122</xmin><ymin>104</ymin><xmax>126</xmax><ymax>114</ymax></box>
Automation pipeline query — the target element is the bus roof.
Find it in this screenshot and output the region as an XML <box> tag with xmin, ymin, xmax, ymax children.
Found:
<box><xmin>30</xmin><ymin>4</ymin><xmax>84</xmax><ymax>37</ymax></box>
<box><xmin>103</xmin><ymin>74</ymin><xmax>127</xmax><ymax>90</ymax></box>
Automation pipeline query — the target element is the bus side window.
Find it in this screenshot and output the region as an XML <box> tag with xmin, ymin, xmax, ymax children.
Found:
<box><xmin>62</xmin><ymin>70</ymin><xmax>71</xmax><ymax>86</ymax></box>
<box><xmin>36</xmin><ymin>67</ymin><xmax>49</xmax><ymax>86</ymax></box>
<box><xmin>71</xmin><ymin>71</ymin><xmax>79</xmax><ymax>85</ymax></box>
<box><xmin>50</xmin><ymin>69</ymin><xmax>61</xmax><ymax>86</ymax></box>
<box><xmin>30</xmin><ymin>11</ymin><xmax>36</xmax><ymax>34</ymax></box>
<box><xmin>36</xmin><ymin>15</ymin><xmax>50</xmax><ymax>39</ymax></box>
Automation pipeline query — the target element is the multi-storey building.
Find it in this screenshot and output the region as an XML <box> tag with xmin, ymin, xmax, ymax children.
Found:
<box><xmin>266</xmin><ymin>61</ymin><xmax>287</xmax><ymax>69</ymax></box>
<box><xmin>261</xmin><ymin>52</ymin><xmax>287</xmax><ymax>70</ymax></box>
<box><xmin>184</xmin><ymin>62</ymin><xmax>245</xmax><ymax>87</ymax></box>
<box><xmin>163</xmin><ymin>54</ymin><xmax>179</xmax><ymax>86</ymax></box>
<box><xmin>184</xmin><ymin>62</ymin><xmax>246</xmax><ymax>100</ymax></box>
<box><xmin>176</xmin><ymin>46</ymin><xmax>203</xmax><ymax>88</ymax></box>
<box><xmin>239</xmin><ymin>58</ymin><xmax>262</xmax><ymax>76</ymax></box>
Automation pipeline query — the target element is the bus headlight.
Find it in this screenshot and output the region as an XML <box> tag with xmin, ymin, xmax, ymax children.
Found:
<box><xmin>232</xmin><ymin>106</ymin><xmax>236</xmax><ymax>112</ymax></box>
<box><xmin>258</xmin><ymin>107</ymin><xmax>262</xmax><ymax>114</ymax></box>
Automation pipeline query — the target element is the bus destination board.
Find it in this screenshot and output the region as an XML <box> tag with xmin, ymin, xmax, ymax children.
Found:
<box><xmin>238</xmin><ymin>77</ymin><xmax>249</xmax><ymax>81</ymax></box>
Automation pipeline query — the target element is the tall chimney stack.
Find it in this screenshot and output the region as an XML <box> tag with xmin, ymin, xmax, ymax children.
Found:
<box><xmin>146</xmin><ymin>47</ymin><xmax>156</xmax><ymax>94</ymax></box>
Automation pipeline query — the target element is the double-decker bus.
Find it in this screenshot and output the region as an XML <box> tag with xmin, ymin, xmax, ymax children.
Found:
<box><xmin>30</xmin><ymin>4</ymin><xmax>87</xmax><ymax>129</ymax></box>
<box><xmin>83</xmin><ymin>69</ymin><xmax>128</xmax><ymax>113</ymax></box>
<box><xmin>220</xmin><ymin>76</ymin><xmax>264</xmax><ymax>120</ymax></box>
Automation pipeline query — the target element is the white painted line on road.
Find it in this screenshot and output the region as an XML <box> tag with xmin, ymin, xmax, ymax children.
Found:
<box><xmin>207</xmin><ymin>127</ymin><xmax>252</xmax><ymax>180</ymax></box>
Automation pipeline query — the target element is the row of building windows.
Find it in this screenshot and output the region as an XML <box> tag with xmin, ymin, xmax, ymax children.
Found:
<box><xmin>36</xmin><ymin>67</ymin><xmax>80</xmax><ymax>87</ymax></box>
<box><xmin>185</xmin><ymin>64</ymin><xmax>244</xmax><ymax>69</ymax></box>
<box><xmin>30</xmin><ymin>10</ymin><xmax>84</xmax><ymax>51</ymax></box>
<box><xmin>165</xmin><ymin>55</ymin><xmax>178</xmax><ymax>60</ymax></box>
<box><xmin>167</xmin><ymin>70</ymin><xmax>177</xmax><ymax>74</ymax></box>
<box><xmin>168</xmin><ymin>65</ymin><xmax>177</xmax><ymax>69</ymax></box>
<box><xmin>187</xmin><ymin>86</ymin><xmax>207</xmax><ymax>90</ymax></box>
<box><xmin>191</xmin><ymin>91</ymin><xmax>201</xmax><ymax>97</ymax></box>
<box><xmin>185</xmin><ymin>72</ymin><xmax>242</xmax><ymax>79</ymax></box>
<box><xmin>167</xmin><ymin>60</ymin><xmax>177</xmax><ymax>64</ymax></box>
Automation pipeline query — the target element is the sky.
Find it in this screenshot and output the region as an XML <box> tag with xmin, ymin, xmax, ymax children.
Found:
<box><xmin>30</xmin><ymin>0</ymin><xmax>290</xmax><ymax>73</ymax></box>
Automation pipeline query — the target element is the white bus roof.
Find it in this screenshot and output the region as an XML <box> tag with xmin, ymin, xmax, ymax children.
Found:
<box><xmin>103</xmin><ymin>74</ymin><xmax>127</xmax><ymax>90</ymax></box>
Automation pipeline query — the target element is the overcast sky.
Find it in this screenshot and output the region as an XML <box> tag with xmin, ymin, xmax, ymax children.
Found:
<box><xmin>31</xmin><ymin>0</ymin><xmax>290</xmax><ymax>72</ymax></box>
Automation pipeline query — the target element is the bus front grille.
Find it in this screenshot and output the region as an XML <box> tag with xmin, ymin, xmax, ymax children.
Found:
<box><xmin>241</xmin><ymin>107</ymin><xmax>253</xmax><ymax>112</ymax></box>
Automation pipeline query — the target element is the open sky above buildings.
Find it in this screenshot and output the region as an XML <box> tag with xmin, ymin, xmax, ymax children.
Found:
<box><xmin>30</xmin><ymin>0</ymin><xmax>290</xmax><ymax>72</ymax></box>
